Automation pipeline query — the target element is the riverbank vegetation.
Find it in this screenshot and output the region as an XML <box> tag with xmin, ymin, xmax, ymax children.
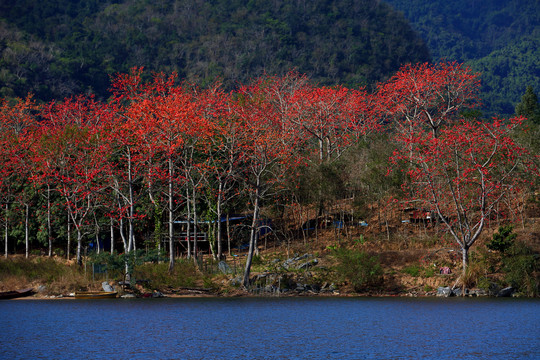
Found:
<box><xmin>1</xmin><ymin>222</ymin><xmax>538</xmax><ymax>297</ymax></box>
<box><xmin>0</xmin><ymin>61</ymin><xmax>538</xmax><ymax>297</ymax></box>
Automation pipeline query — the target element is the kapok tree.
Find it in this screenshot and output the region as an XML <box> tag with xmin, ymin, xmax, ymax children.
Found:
<box><xmin>391</xmin><ymin>117</ymin><xmax>534</xmax><ymax>276</ymax></box>
<box><xmin>258</xmin><ymin>73</ymin><xmax>381</xmax><ymax>234</ymax></box>
<box><xmin>109</xmin><ymin>69</ymin><xmax>187</xmax><ymax>263</ymax></box>
<box><xmin>108</xmin><ymin>68</ymin><xmax>154</xmax><ymax>259</ymax></box>
<box><xmin>289</xmin><ymin>83</ymin><xmax>379</xmax><ymax>163</ymax></box>
<box><xmin>379</xmin><ymin>61</ymin><xmax>480</xmax><ymax>139</ymax></box>
<box><xmin>235</xmin><ymin>79</ymin><xmax>303</xmax><ymax>288</ymax></box>
<box><xmin>105</xmin><ymin>108</ymin><xmax>147</xmax><ymax>259</ymax></box>
<box><xmin>39</xmin><ymin>96</ymin><xmax>112</xmax><ymax>265</ymax></box>
<box><xmin>293</xmin><ymin>83</ymin><xmax>382</xmax><ymax>220</ymax></box>
<box><xmin>192</xmin><ymin>84</ymin><xmax>240</xmax><ymax>260</ymax></box>
<box><xmin>132</xmin><ymin>74</ymin><xmax>208</xmax><ymax>270</ymax></box>
<box><xmin>0</xmin><ymin>95</ymin><xmax>39</xmax><ymax>258</ymax></box>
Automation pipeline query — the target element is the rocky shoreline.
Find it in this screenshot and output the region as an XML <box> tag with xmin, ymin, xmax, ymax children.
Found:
<box><xmin>3</xmin><ymin>244</ymin><xmax>537</xmax><ymax>299</ymax></box>
<box><xmin>17</xmin><ymin>280</ymin><xmax>523</xmax><ymax>300</ymax></box>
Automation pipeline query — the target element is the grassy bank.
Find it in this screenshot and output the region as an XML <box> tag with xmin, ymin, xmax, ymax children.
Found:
<box><xmin>1</xmin><ymin>221</ymin><xmax>538</xmax><ymax>298</ymax></box>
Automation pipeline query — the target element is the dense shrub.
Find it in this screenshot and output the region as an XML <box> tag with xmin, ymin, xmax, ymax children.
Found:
<box><xmin>503</xmin><ymin>242</ymin><xmax>539</xmax><ymax>296</ymax></box>
<box><xmin>487</xmin><ymin>225</ymin><xmax>516</xmax><ymax>254</ymax></box>
<box><xmin>89</xmin><ymin>249</ymin><xmax>168</xmax><ymax>280</ymax></box>
<box><xmin>136</xmin><ymin>260</ymin><xmax>200</xmax><ymax>289</ymax></box>
<box><xmin>333</xmin><ymin>248</ymin><xmax>383</xmax><ymax>292</ymax></box>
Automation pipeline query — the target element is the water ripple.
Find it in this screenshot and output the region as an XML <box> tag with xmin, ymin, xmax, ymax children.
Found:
<box><xmin>1</xmin><ymin>297</ymin><xmax>538</xmax><ymax>359</ymax></box>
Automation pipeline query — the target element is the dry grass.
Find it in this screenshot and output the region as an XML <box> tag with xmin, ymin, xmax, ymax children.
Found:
<box><xmin>0</xmin><ymin>256</ymin><xmax>90</xmax><ymax>295</ymax></box>
<box><xmin>1</xmin><ymin>201</ymin><xmax>537</xmax><ymax>297</ymax></box>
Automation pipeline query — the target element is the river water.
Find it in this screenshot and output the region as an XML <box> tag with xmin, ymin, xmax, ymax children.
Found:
<box><xmin>1</xmin><ymin>297</ymin><xmax>538</xmax><ymax>359</ymax></box>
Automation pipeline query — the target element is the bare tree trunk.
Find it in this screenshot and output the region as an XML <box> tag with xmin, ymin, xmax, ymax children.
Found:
<box><xmin>94</xmin><ymin>214</ymin><xmax>101</xmax><ymax>254</ymax></box>
<box><xmin>186</xmin><ymin>187</ymin><xmax>191</xmax><ymax>259</ymax></box>
<box><xmin>192</xmin><ymin>187</ymin><xmax>198</xmax><ymax>263</ymax></box>
<box><xmin>47</xmin><ymin>184</ymin><xmax>52</xmax><ymax>257</ymax></box>
<box><xmin>462</xmin><ymin>246</ymin><xmax>469</xmax><ymax>276</ymax></box>
<box><xmin>110</xmin><ymin>217</ymin><xmax>114</xmax><ymax>254</ymax></box>
<box><xmin>119</xmin><ymin>218</ymin><xmax>127</xmax><ymax>251</ymax></box>
<box><xmin>300</xmin><ymin>203</ymin><xmax>307</xmax><ymax>245</ymax></box>
<box><xmin>157</xmin><ymin>213</ymin><xmax>161</xmax><ymax>254</ymax></box>
<box><xmin>168</xmin><ymin>158</ymin><xmax>175</xmax><ymax>272</ymax></box>
<box><xmin>226</xmin><ymin>214</ymin><xmax>231</xmax><ymax>256</ymax></box>
<box><xmin>4</xmin><ymin>203</ymin><xmax>8</xmax><ymax>258</ymax></box>
<box><xmin>326</xmin><ymin>137</ymin><xmax>331</xmax><ymax>163</ymax></box>
<box><xmin>208</xmin><ymin>221</ymin><xmax>217</xmax><ymax>260</ymax></box>
<box><xmin>127</xmin><ymin>218</ymin><xmax>135</xmax><ymax>252</ymax></box>
<box><xmin>25</xmin><ymin>203</ymin><xmax>29</xmax><ymax>259</ymax></box>
<box><xmin>254</xmin><ymin>227</ymin><xmax>259</xmax><ymax>256</ymax></box>
<box><xmin>243</xmin><ymin>181</ymin><xmax>260</xmax><ymax>288</ymax></box>
<box><xmin>127</xmin><ymin>149</ymin><xmax>135</xmax><ymax>255</ymax></box>
<box><xmin>76</xmin><ymin>227</ymin><xmax>83</xmax><ymax>266</ymax></box>
<box><xmin>66</xmin><ymin>209</ymin><xmax>71</xmax><ymax>260</ymax></box>
<box><xmin>216</xmin><ymin>181</ymin><xmax>223</xmax><ymax>260</ymax></box>
<box><xmin>95</xmin><ymin>231</ymin><xmax>100</xmax><ymax>254</ymax></box>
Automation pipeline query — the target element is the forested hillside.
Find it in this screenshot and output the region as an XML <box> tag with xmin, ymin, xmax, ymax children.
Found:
<box><xmin>1</xmin><ymin>0</ymin><xmax>538</xmax><ymax>295</ymax></box>
<box><xmin>383</xmin><ymin>0</ymin><xmax>540</xmax><ymax>115</ymax></box>
<box><xmin>0</xmin><ymin>0</ymin><xmax>430</xmax><ymax>102</ymax></box>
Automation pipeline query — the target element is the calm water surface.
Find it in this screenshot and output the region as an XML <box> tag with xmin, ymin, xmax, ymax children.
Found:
<box><xmin>1</xmin><ymin>297</ymin><xmax>538</xmax><ymax>359</ymax></box>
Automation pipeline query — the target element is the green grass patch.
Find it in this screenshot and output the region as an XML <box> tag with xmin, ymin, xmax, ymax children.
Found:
<box><xmin>402</xmin><ymin>263</ymin><xmax>437</xmax><ymax>278</ymax></box>
<box><xmin>332</xmin><ymin>248</ymin><xmax>383</xmax><ymax>292</ymax></box>
<box><xmin>402</xmin><ymin>265</ymin><xmax>421</xmax><ymax>277</ymax></box>
<box><xmin>136</xmin><ymin>260</ymin><xmax>199</xmax><ymax>289</ymax></box>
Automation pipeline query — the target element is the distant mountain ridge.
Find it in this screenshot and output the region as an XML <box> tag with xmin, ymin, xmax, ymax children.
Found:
<box><xmin>383</xmin><ymin>0</ymin><xmax>540</xmax><ymax>115</ymax></box>
<box><xmin>0</xmin><ymin>0</ymin><xmax>430</xmax><ymax>102</ymax></box>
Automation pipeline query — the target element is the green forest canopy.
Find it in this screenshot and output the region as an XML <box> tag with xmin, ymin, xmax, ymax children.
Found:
<box><xmin>0</xmin><ymin>0</ymin><xmax>430</xmax><ymax>102</ymax></box>
<box><xmin>383</xmin><ymin>0</ymin><xmax>540</xmax><ymax>115</ymax></box>
<box><xmin>1</xmin><ymin>0</ymin><xmax>537</xmax><ymax>116</ymax></box>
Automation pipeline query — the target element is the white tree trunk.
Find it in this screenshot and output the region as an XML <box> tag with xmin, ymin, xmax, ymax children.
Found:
<box><xmin>47</xmin><ymin>185</ymin><xmax>52</xmax><ymax>257</ymax></box>
<box><xmin>4</xmin><ymin>203</ymin><xmax>8</xmax><ymax>258</ymax></box>
<box><xmin>110</xmin><ymin>217</ymin><xmax>114</xmax><ymax>254</ymax></box>
<box><xmin>66</xmin><ymin>209</ymin><xmax>71</xmax><ymax>260</ymax></box>
<box><xmin>168</xmin><ymin>157</ymin><xmax>175</xmax><ymax>272</ymax></box>
<box><xmin>186</xmin><ymin>187</ymin><xmax>191</xmax><ymax>259</ymax></box>
<box><xmin>25</xmin><ymin>204</ymin><xmax>29</xmax><ymax>259</ymax></box>
<box><xmin>243</xmin><ymin>180</ymin><xmax>260</xmax><ymax>288</ymax></box>
<box><xmin>76</xmin><ymin>227</ymin><xmax>83</xmax><ymax>266</ymax></box>
<box><xmin>216</xmin><ymin>181</ymin><xmax>223</xmax><ymax>260</ymax></box>
<box><xmin>192</xmin><ymin>187</ymin><xmax>198</xmax><ymax>263</ymax></box>
<box><xmin>127</xmin><ymin>155</ymin><xmax>135</xmax><ymax>254</ymax></box>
